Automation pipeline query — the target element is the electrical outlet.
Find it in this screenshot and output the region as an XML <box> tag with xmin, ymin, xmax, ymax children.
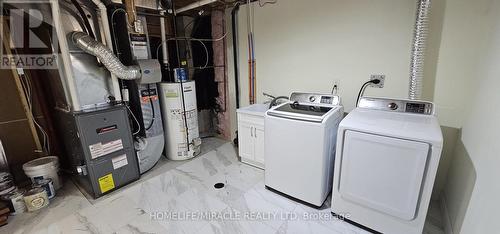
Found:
<box><xmin>331</xmin><ymin>80</ymin><xmax>340</xmax><ymax>94</ymax></box>
<box><xmin>370</xmin><ymin>74</ymin><xmax>385</xmax><ymax>88</ymax></box>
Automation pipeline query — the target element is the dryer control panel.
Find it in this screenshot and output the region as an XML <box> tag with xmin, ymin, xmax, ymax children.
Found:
<box><xmin>358</xmin><ymin>97</ymin><xmax>434</xmax><ymax>115</ymax></box>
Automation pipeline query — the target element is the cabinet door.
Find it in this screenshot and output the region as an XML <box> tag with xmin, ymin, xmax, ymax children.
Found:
<box><xmin>253</xmin><ymin>124</ymin><xmax>265</xmax><ymax>164</ymax></box>
<box><xmin>238</xmin><ymin>122</ymin><xmax>254</xmax><ymax>160</ymax></box>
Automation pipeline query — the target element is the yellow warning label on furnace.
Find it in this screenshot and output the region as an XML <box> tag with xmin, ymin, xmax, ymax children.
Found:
<box><xmin>98</xmin><ymin>173</ymin><xmax>115</xmax><ymax>193</ymax></box>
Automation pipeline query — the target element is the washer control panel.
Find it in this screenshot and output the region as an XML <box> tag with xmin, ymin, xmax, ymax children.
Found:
<box><xmin>289</xmin><ymin>92</ymin><xmax>340</xmax><ymax>106</ymax></box>
<box><xmin>358</xmin><ymin>97</ymin><xmax>434</xmax><ymax>115</ymax></box>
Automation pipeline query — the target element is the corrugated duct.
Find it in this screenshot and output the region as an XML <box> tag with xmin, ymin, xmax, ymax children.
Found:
<box><xmin>71</xmin><ymin>31</ymin><xmax>141</xmax><ymax>80</ymax></box>
<box><xmin>408</xmin><ymin>0</ymin><xmax>431</xmax><ymax>100</ymax></box>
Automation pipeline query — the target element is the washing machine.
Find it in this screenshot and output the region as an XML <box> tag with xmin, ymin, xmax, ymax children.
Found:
<box><xmin>331</xmin><ymin>97</ymin><xmax>443</xmax><ymax>234</ymax></box>
<box><xmin>265</xmin><ymin>92</ymin><xmax>344</xmax><ymax>207</ymax></box>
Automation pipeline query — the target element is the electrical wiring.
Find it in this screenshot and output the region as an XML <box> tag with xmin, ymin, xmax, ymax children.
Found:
<box><xmin>192</xmin><ymin>39</ymin><xmax>210</xmax><ymax>69</ymax></box>
<box><xmin>356</xmin><ymin>81</ymin><xmax>372</xmax><ymax>107</ymax></box>
<box><xmin>154</xmin><ymin>19</ymin><xmax>230</xmax><ymax>60</ymax></box>
<box><xmin>125</xmin><ymin>104</ymin><xmax>141</xmax><ymax>135</ymax></box>
<box><xmin>19</xmin><ymin>71</ymin><xmax>50</xmax><ymax>154</ymax></box>
<box><xmin>155</xmin><ymin>38</ymin><xmax>209</xmax><ymax>69</ymax></box>
<box><xmin>71</xmin><ymin>0</ymin><xmax>95</xmax><ymax>39</ymax></box>
<box><xmin>356</xmin><ymin>79</ymin><xmax>381</xmax><ymax>107</ymax></box>
<box><xmin>331</xmin><ymin>84</ymin><xmax>338</xmax><ymax>95</ymax></box>
<box><xmin>164</xmin><ymin>30</ymin><xmax>229</xmax><ymax>42</ymax></box>
<box><xmin>111</xmin><ymin>8</ymin><xmax>135</xmax><ymax>31</ymax></box>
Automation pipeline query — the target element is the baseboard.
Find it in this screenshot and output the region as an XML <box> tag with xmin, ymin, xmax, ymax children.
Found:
<box><xmin>240</xmin><ymin>158</ymin><xmax>265</xmax><ymax>169</ymax></box>
<box><xmin>440</xmin><ymin>194</ymin><xmax>454</xmax><ymax>234</ymax></box>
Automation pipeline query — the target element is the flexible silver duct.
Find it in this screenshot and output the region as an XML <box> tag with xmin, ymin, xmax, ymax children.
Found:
<box><xmin>408</xmin><ymin>0</ymin><xmax>431</xmax><ymax>100</ymax></box>
<box><xmin>71</xmin><ymin>31</ymin><xmax>141</xmax><ymax>80</ymax></box>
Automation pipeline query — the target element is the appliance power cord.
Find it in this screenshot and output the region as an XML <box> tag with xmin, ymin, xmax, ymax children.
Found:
<box><xmin>356</xmin><ymin>79</ymin><xmax>381</xmax><ymax>107</ymax></box>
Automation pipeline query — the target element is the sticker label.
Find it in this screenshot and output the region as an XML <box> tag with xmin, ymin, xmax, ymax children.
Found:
<box><xmin>112</xmin><ymin>154</ymin><xmax>128</xmax><ymax>170</ymax></box>
<box><xmin>30</xmin><ymin>197</ymin><xmax>46</xmax><ymax>208</ymax></box>
<box><xmin>89</xmin><ymin>139</ymin><xmax>123</xmax><ymax>159</ymax></box>
<box><xmin>130</xmin><ymin>34</ymin><xmax>149</xmax><ymax>59</ymax></box>
<box><xmin>141</xmin><ymin>88</ymin><xmax>159</xmax><ymax>103</ymax></box>
<box><xmin>165</xmin><ymin>88</ymin><xmax>179</xmax><ymax>98</ymax></box>
<box><xmin>98</xmin><ymin>174</ymin><xmax>115</xmax><ymax>193</ymax></box>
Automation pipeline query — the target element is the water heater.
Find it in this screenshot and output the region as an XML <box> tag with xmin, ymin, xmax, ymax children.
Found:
<box><xmin>159</xmin><ymin>81</ymin><xmax>201</xmax><ymax>160</ymax></box>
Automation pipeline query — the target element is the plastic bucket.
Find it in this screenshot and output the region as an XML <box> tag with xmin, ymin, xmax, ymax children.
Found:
<box><xmin>22</xmin><ymin>156</ymin><xmax>62</xmax><ymax>190</ymax></box>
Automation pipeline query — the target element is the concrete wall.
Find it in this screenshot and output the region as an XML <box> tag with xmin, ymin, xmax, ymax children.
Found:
<box><xmin>235</xmin><ymin>0</ymin><xmax>417</xmax><ymax>111</ymax></box>
<box><xmin>225</xmin><ymin>3</ymin><xmax>500</xmax><ymax>232</ymax></box>
<box><xmin>442</xmin><ymin>136</ymin><xmax>476</xmax><ymax>234</ymax></box>
<box><xmin>431</xmin><ymin>0</ymin><xmax>492</xmax><ymax>128</ymax></box>
<box><xmin>441</xmin><ymin>0</ymin><xmax>500</xmax><ymax>232</ymax></box>
<box><xmin>434</xmin><ymin>0</ymin><xmax>500</xmax><ymax>233</ymax></box>
<box><xmin>227</xmin><ymin>0</ymin><xmax>455</xmax><ymax>199</ymax></box>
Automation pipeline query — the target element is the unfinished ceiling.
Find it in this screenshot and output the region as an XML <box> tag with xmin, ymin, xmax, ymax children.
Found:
<box><xmin>111</xmin><ymin>0</ymin><xmax>232</xmax><ymax>12</ymax></box>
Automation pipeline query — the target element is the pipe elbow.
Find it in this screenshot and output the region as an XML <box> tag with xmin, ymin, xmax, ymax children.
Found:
<box><xmin>71</xmin><ymin>31</ymin><xmax>141</xmax><ymax>80</ymax></box>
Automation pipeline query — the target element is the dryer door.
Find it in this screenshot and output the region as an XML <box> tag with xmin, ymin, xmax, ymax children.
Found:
<box><xmin>338</xmin><ymin>130</ymin><xmax>429</xmax><ymax>221</ymax></box>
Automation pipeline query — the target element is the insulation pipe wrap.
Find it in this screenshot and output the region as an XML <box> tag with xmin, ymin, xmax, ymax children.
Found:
<box><xmin>71</xmin><ymin>31</ymin><xmax>141</xmax><ymax>80</ymax></box>
<box><xmin>408</xmin><ymin>0</ymin><xmax>431</xmax><ymax>100</ymax></box>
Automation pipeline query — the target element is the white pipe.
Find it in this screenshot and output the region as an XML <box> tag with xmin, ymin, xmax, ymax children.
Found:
<box><xmin>175</xmin><ymin>0</ymin><xmax>217</xmax><ymax>14</ymax></box>
<box><xmin>51</xmin><ymin>0</ymin><xmax>80</xmax><ymax>111</ymax></box>
<box><xmin>92</xmin><ymin>0</ymin><xmax>123</xmax><ymax>101</ymax></box>
<box><xmin>160</xmin><ymin>10</ymin><xmax>169</xmax><ymax>68</ymax></box>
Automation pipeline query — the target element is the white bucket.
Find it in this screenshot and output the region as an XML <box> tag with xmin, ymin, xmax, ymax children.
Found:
<box><xmin>22</xmin><ymin>156</ymin><xmax>62</xmax><ymax>190</ymax></box>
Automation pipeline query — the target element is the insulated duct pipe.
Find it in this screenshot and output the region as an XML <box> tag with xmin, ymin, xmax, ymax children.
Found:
<box><xmin>91</xmin><ymin>0</ymin><xmax>122</xmax><ymax>101</ymax></box>
<box><xmin>72</xmin><ymin>31</ymin><xmax>142</xmax><ymax>80</ymax></box>
<box><xmin>408</xmin><ymin>0</ymin><xmax>431</xmax><ymax>100</ymax></box>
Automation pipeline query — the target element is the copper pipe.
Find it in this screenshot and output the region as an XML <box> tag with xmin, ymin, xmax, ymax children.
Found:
<box><xmin>248</xmin><ymin>60</ymin><xmax>252</xmax><ymax>104</ymax></box>
<box><xmin>253</xmin><ymin>60</ymin><xmax>256</xmax><ymax>104</ymax></box>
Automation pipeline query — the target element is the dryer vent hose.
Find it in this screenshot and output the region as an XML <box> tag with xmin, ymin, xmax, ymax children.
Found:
<box><xmin>71</xmin><ymin>31</ymin><xmax>141</xmax><ymax>80</ymax></box>
<box><xmin>408</xmin><ymin>0</ymin><xmax>431</xmax><ymax>100</ymax></box>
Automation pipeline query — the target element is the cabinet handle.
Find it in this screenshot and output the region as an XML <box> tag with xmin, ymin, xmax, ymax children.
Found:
<box><xmin>254</xmin><ymin>127</ymin><xmax>257</xmax><ymax>137</ymax></box>
<box><xmin>251</xmin><ymin>127</ymin><xmax>253</xmax><ymax>137</ymax></box>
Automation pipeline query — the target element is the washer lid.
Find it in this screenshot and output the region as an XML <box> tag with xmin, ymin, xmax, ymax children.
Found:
<box><xmin>267</xmin><ymin>92</ymin><xmax>342</xmax><ymax>122</ymax></box>
<box><xmin>267</xmin><ymin>102</ymin><xmax>341</xmax><ymax>122</ymax></box>
<box><xmin>274</xmin><ymin>102</ymin><xmax>332</xmax><ymax>116</ymax></box>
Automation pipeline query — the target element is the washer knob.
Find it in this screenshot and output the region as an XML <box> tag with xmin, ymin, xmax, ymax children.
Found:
<box><xmin>309</xmin><ymin>96</ymin><xmax>316</xmax><ymax>102</ymax></box>
<box><xmin>388</xmin><ymin>102</ymin><xmax>398</xmax><ymax>110</ymax></box>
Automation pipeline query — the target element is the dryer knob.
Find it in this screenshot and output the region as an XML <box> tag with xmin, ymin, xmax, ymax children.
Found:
<box><xmin>388</xmin><ymin>102</ymin><xmax>398</xmax><ymax>110</ymax></box>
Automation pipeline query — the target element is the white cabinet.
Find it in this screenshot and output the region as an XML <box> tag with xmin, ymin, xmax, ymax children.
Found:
<box><xmin>253</xmin><ymin>124</ymin><xmax>265</xmax><ymax>165</ymax></box>
<box><xmin>237</xmin><ymin>105</ymin><xmax>267</xmax><ymax>169</ymax></box>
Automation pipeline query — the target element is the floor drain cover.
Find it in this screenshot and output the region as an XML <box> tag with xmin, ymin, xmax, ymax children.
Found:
<box><xmin>214</xmin><ymin>183</ymin><xmax>225</xmax><ymax>189</ymax></box>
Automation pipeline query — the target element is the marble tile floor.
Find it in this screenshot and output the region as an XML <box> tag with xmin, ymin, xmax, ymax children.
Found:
<box><xmin>3</xmin><ymin>138</ymin><xmax>444</xmax><ymax>234</ymax></box>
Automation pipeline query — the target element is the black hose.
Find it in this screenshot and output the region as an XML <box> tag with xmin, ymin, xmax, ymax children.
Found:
<box><xmin>231</xmin><ymin>3</ymin><xmax>241</xmax><ymax>109</ymax></box>
<box><xmin>71</xmin><ymin>0</ymin><xmax>95</xmax><ymax>39</ymax></box>
<box><xmin>269</xmin><ymin>96</ymin><xmax>289</xmax><ymax>109</ymax></box>
<box><xmin>145</xmin><ymin>84</ymin><xmax>156</xmax><ymax>131</ymax></box>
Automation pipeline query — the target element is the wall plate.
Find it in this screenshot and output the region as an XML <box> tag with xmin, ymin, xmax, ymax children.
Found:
<box><xmin>370</xmin><ymin>74</ymin><xmax>385</xmax><ymax>88</ymax></box>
